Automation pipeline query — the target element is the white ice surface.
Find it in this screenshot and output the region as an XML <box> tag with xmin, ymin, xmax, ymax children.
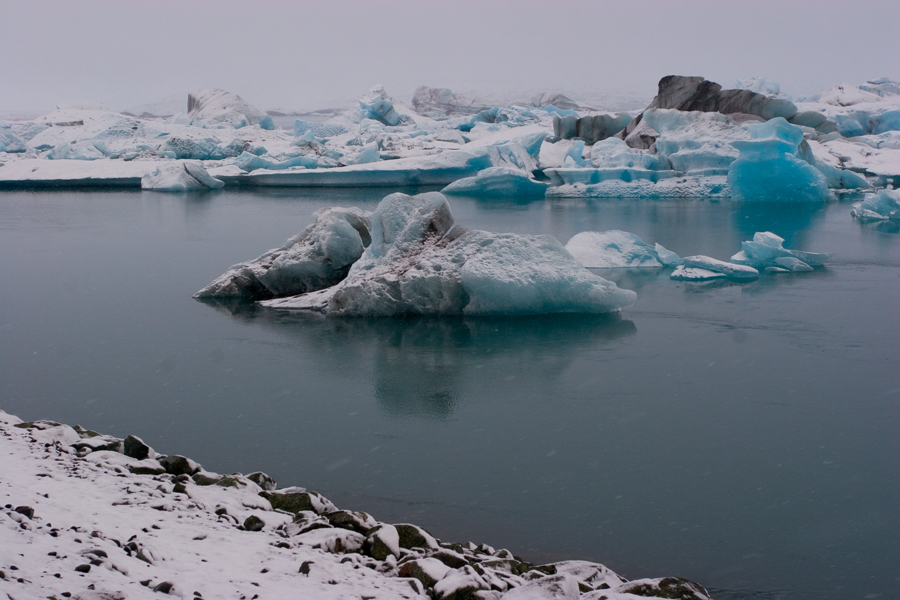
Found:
<box><xmin>565</xmin><ymin>231</ymin><xmax>681</xmax><ymax>268</ymax></box>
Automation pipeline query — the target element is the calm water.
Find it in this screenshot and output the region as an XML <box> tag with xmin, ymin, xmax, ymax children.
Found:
<box><xmin>1</xmin><ymin>189</ymin><xmax>898</xmax><ymax>600</ymax></box>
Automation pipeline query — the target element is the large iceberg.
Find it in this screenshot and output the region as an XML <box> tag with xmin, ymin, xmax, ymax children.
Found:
<box><xmin>187</xmin><ymin>89</ymin><xmax>274</xmax><ymax>130</ymax></box>
<box><xmin>196</xmin><ymin>207</ymin><xmax>372</xmax><ymax>301</ymax></box>
<box><xmin>565</xmin><ymin>231</ymin><xmax>682</xmax><ymax>268</ymax></box>
<box><xmin>140</xmin><ymin>162</ymin><xmax>224</xmax><ymax>191</ymax></box>
<box><xmin>260</xmin><ymin>192</ymin><xmax>636</xmax><ymax>316</ymax></box>
<box><xmin>731</xmin><ymin>231</ymin><xmax>831</xmax><ymax>269</ymax></box>
<box><xmin>727</xmin><ymin>118</ymin><xmax>832</xmax><ymax>202</ymax></box>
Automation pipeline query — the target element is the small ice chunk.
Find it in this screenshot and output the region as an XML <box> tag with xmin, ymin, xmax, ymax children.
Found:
<box><xmin>732</xmin><ymin>231</ymin><xmax>831</xmax><ymax>268</ymax></box>
<box><xmin>670</xmin><ymin>266</ymin><xmax>727</xmax><ymax>281</ymax></box>
<box><xmin>565</xmin><ymin>231</ymin><xmax>665</xmax><ymax>268</ymax></box>
<box><xmin>851</xmin><ymin>189</ymin><xmax>900</xmax><ymax>221</ymax></box>
<box><xmin>235</xmin><ymin>151</ymin><xmax>317</xmax><ymax>172</ymax></box>
<box><xmin>682</xmin><ymin>256</ymin><xmax>759</xmax><ymax>280</ymax></box>
<box><xmin>773</xmin><ymin>256</ymin><xmax>813</xmax><ymax>272</ymax></box>
<box><xmin>654</xmin><ymin>243</ymin><xmax>683</xmax><ymax>267</ymax></box>
<box><xmin>442</xmin><ymin>167</ymin><xmax>548</xmax><ymax>197</ymax></box>
<box><xmin>141</xmin><ymin>162</ymin><xmax>224</xmax><ymax>192</ymax></box>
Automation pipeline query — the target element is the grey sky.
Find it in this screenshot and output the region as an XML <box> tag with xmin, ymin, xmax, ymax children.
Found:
<box><xmin>2</xmin><ymin>0</ymin><xmax>898</xmax><ymax>114</ymax></box>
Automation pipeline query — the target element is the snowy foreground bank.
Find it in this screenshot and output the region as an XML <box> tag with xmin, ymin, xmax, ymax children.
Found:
<box><xmin>0</xmin><ymin>411</ymin><xmax>713</xmax><ymax>600</ymax></box>
<box><xmin>2</xmin><ymin>77</ymin><xmax>899</xmax><ymax>198</ymax></box>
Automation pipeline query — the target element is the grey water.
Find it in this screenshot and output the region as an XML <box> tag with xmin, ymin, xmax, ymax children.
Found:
<box><xmin>1</xmin><ymin>189</ymin><xmax>897</xmax><ymax>600</ymax></box>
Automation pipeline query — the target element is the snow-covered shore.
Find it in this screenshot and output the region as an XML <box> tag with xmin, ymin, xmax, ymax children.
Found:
<box><xmin>0</xmin><ymin>410</ymin><xmax>713</xmax><ymax>600</ymax></box>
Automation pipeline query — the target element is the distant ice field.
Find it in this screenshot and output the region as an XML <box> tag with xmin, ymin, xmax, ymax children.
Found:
<box><xmin>0</xmin><ymin>188</ymin><xmax>897</xmax><ymax>600</ymax></box>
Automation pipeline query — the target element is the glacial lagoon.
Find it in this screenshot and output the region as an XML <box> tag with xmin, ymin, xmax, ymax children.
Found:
<box><xmin>1</xmin><ymin>188</ymin><xmax>897</xmax><ymax>600</ymax></box>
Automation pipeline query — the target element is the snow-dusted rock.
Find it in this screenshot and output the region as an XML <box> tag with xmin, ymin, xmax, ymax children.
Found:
<box><xmin>503</xmin><ymin>574</ymin><xmax>580</xmax><ymax>599</ymax></box>
<box><xmin>140</xmin><ymin>161</ymin><xmax>224</xmax><ymax>191</ymax></box>
<box><xmin>196</xmin><ymin>207</ymin><xmax>371</xmax><ymax>301</ymax></box>
<box><xmin>260</xmin><ymin>192</ymin><xmax>636</xmax><ymax>316</ymax></box>
<box><xmin>565</xmin><ymin>231</ymin><xmax>681</xmax><ymax>268</ymax></box>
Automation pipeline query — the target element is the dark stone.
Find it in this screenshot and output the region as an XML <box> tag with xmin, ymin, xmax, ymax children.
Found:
<box><xmin>617</xmin><ymin>577</ymin><xmax>711</xmax><ymax>600</ymax></box>
<box><xmin>327</xmin><ymin>510</ymin><xmax>376</xmax><ymax>534</ymax></box>
<box><xmin>656</xmin><ymin>76</ymin><xmax>722</xmax><ymax>111</ymax></box>
<box><xmin>14</xmin><ymin>506</ymin><xmax>34</xmax><ymax>519</ymax></box>
<box><xmin>246</xmin><ymin>471</ymin><xmax>276</xmax><ymax>492</ymax></box>
<box><xmin>395</xmin><ymin>523</ymin><xmax>437</xmax><ymax>550</ymax></box>
<box><xmin>192</xmin><ymin>472</ymin><xmax>222</xmax><ymax>486</ymax></box>
<box><xmin>261</xmin><ymin>490</ymin><xmax>332</xmax><ymax>515</ymax></box>
<box><xmin>84</xmin><ymin>549</ymin><xmax>108</xmax><ymax>558</ymax></box>
<box><xmin>75</xmin><ymin>564</ymin><xmax>91</xmax><ymax>573</ymax></box>
<box><xmin>398</xmin><ymin>559</ymin><xmax>444</xmax><ymax>587</ymax></box>
<box><xmin>299</xmin><ymin>560</ymin><xmax>313</xmax><ymax>575</ymax></box>
<box><xmin>243</xmin><ymin>515</ymin><xmax>265</xmax><ymax>532</ymax></box>
<box><xmin>430</xmin><ymin>549</ymin><xmax>469</xmax><ymax>569</ymax></box>
<box><xmin>552</xmin><ymin>115</ymin><xmax>578</xmax><ymax>140</ymax></box>
<box><xmin>158</xmin><ymin>455</ymin><xmax>200</xmax><ymax>476</ymax></box>
<box><xmin>123</xmin><ymin>435</ymin><xmax>152</xmax><ymax>460</ymax></box>
<box><xmin>153</xmin><ymin>581</ymin><xmax>175</xmax><ymax>594</ymax></box>
<box><xmin>363</xmin><ymin>525</ymin><xmax>398</xmax><ymax>561</ymax></box>
<box><xmin>173</xmin><ymin>483</ymin><xmax>188</xmax><ymax>494</ymax></box>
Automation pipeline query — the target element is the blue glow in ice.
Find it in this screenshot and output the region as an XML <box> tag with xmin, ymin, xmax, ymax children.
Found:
<box><xmin>728</xmin><ymin>118</ymin><xmax>832</xmax><ymax>202</ymax></box>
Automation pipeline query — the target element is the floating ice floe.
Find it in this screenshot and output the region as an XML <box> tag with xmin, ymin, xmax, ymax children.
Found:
<box><xmin>259</xmin><ymin>192</ymin><xmax>636</xmax><ymax>316</ymax></box>
<box><xmin>672</xmin><ymin>256</ymin><xmax>759</xmax><ymax>281</ymax></box>
<box><xmin>565</xmin><ymin>231</ymin><xmax>682</xmax><ymax>268</ymax></box>
<box><xmin>442</xmin><ymin>166</ymin><xmax>548</xmax><ymax>197</ymax></box>
<box><xmin>196</xmin><ymin>207</ymin><xmax>372</xmax><ymax>301</ymax></box>
<box><xmin>140</xmin><ymin>161</ymin><xmax>224</xmax><ymax>191</ymax></box>
<box><xmin>728</xmin><ymin>118</ymin><xmax>833</xmax><ymax>202</ymax></box>
<box><xmin>850</xmin><ymin>189</ymin><xmax>900</xmax><ymax>221</ymax></box>
<box><xmin>731</xmin><ymin>231</ymin><xmax>831</xmax><ymax>271</ymax></box>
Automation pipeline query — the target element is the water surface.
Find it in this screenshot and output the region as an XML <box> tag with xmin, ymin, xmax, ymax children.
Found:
<box><xmin>1</xmin><ymin>189</ymin><xmax>897</xmax><ymax>600</ymax></box>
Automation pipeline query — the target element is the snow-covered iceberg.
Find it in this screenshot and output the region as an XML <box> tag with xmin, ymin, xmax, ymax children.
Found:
<box><xmin>196</xmin><ymin>207</ymin><xmax>372</xmax><ymax>301</ymax></box>
<box><xmin>731</xmin><ymin>232</ymin><xmax>831</xmax><ymax>270</ymax></box>
<box><xmin>140</xmin><ymin>161</ymin><xmax>224</xmax><ymax>191</ymax></box>
<box><xmin>565</xmin><ymin>231</ymin><xmax>681</xmax><ymax>268</ymax></box>
<box><xmin>728</xmin><ymin>118</ymin><xmax>832</xmax><ymax>202</ymax></box>
<box><xmin>260</xmin><ymin>192</ymin><xmax>636</xmax><ymax>316</ymax></box>
<box><xmin>187</xmin><ymin>89</ymin><xmax>274</xmax><ymax>130</ymax></box>
<box><xmin>850</xmin><ymin>189</ymin><xmax>900</xmax><ymax>221</ymax></box>
<box><xmin>442</xmin><ymin>166</ymin><xmax>548</xmax><ymax>197</ymax></box>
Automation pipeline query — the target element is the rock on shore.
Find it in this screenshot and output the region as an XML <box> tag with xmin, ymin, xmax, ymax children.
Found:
<box><xmin>0</xmin><ymin>410</ymin><xmax>713</xmax><ymax>600</ymax></box>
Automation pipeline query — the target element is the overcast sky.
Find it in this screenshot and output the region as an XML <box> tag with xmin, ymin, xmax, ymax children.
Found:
<box><xmin>2</xmin><ymin>0</ymin><xmax>898</xmax><ymax>114</ymax></box>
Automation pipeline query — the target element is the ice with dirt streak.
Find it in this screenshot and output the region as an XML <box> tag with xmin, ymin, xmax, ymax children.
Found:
<box><xmin>260</xmin><ymin>192</ymin><xmax>636</xmax><ymax>316</ymax></box>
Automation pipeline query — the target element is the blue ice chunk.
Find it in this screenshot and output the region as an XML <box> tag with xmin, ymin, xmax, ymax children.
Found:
<box><xmin>355</xmin><ymin>147</ymin><xmax>380</xmax><ymax>165</ymax></box>
<box><xmin>260</xmin><ymin>192</ymin><xmax>636</xmax><ymax>316</ymax></box>
<box><xmin>358</xmin><ymin>85</ymin><xmax>406</xmax><ymax>127</ymax></box>
<box><xmin>682</xmin><ymin>256</ymin><xmax>759</xmax><ymax>280</ymax></box>
<box><xmin>0</xmin><ymin>127</ymin><xmax>27</xmax><ymax>153</ymax></box>
<box><xmin>9</xmin><ymin>121</ymin><xmax>48</xmax><ymax>142</ymax></box>
<box><xmin>868</xmin><ymin>110</ymin><xmax>900</xmax><ymax>135</ymax></box>
<box><xmin>833</xmin><ymin>114</ymin><xmax>867</xmax><ymax>137</ymax></box>
<box><xmin>46</xmin><ymin>141</ymin><xmax>106</xmax><ymax>160</ymax></box>
<box><xmin>564</xmin><ymin>140</ymin><xmax>586</xmax><ymax>167</ymax></box>
<box><xmin>590</xmin><ymin>138</ymin><xmax>669</xmax><ymax>170</ymax></box>
<box><xmin>235</xmin><ymin>151</ymin><xmax>317</xmax><ymax>172</ymax></box>
<box><xmin>731</xmin><ymin>231</ymin><xmax>831</xmax><ymax>268</ymax></box>
<box><xmin>441</xmin><ymin>167</ymin><xmax>548</xmax><ymax>197</ymax></box>
<box><xmin>293</xmin><ymin>120</ymin><xmax>347</xmax><ymax>138</ymax></box>
<box><xmin>566</xmin><ymin>231</ymin><xmax>665</xmax><ymax>268</ymax></box>
<box><xmin>258</xmin><ymin>115</ymin><xmax>274</xmax><ymax>130</ymax></box>
<box><xmin>850</xmin><ymin>189</ymin><xmax>900</xmax><ymax>221</ymax></box>
<box><xmin>727</xmin><ymin>118</ymin><xmax>832</xmax><ymax>202</ymax></box>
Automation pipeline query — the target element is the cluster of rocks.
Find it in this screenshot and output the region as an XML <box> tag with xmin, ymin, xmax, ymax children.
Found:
<box><xmin>9</xmin><ymin>418</ymin><xmax>714</xmax><ymax>600</ymax></box>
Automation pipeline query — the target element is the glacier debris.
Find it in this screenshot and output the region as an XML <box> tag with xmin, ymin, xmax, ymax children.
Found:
<box><xmin>850</xmin><ymin>189</ymin><xmax>900</xmax><ymax>221</ymax></box>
